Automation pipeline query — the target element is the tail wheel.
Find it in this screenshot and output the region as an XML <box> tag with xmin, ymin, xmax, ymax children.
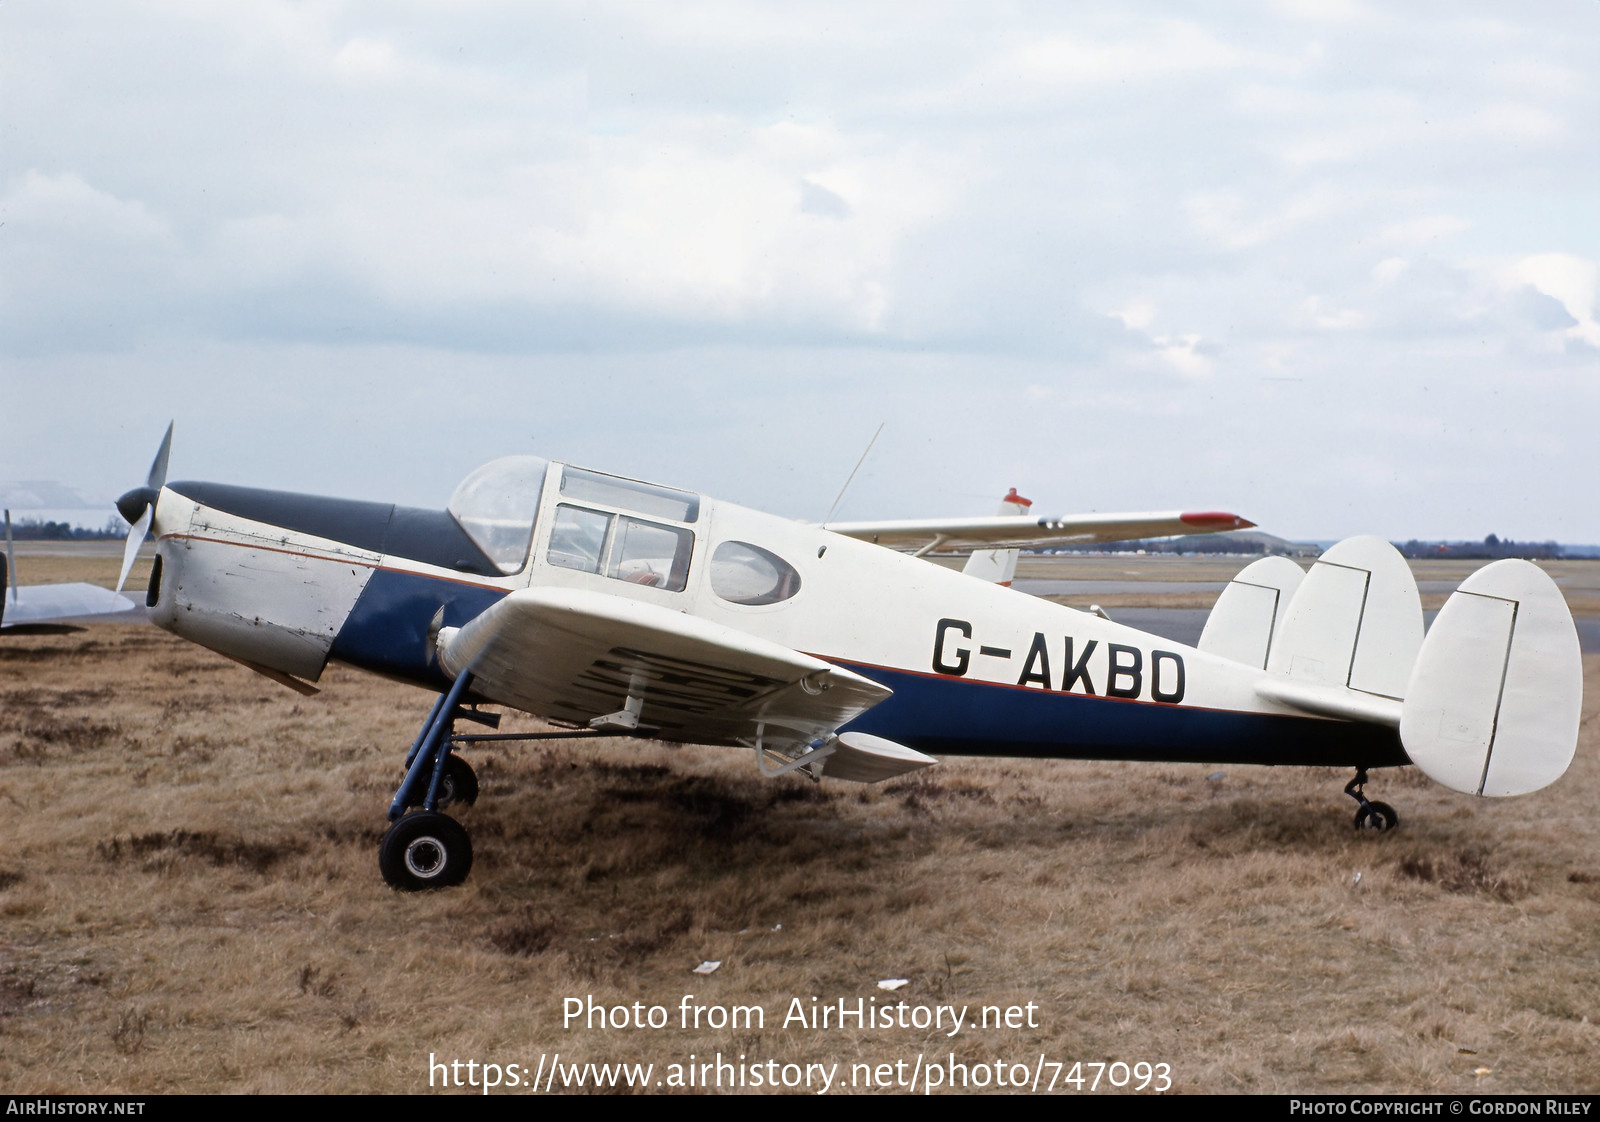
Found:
<box><xmin>1354</xmin><ymin>800</ymin><xmax>1399</xmax><ymax>832</ymax></box>
<box><xmin>379</xmin><ymin>811</ymin><xmax>473</xmax><ymax>890</ymax></box>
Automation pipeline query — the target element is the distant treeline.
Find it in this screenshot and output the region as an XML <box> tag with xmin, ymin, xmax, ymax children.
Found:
<box><xmin>1395</xmin><ymin>535</ymin><xmax>1563</xmax><ymax>560</ymax></box>
<box><xmin>1036</xmin><ymin>532</ymin><xmax>1577</xmax><ymax>560</ymax></box>
<box><xmin>5</xmin><ymin>517</ymin><xmax>124</xmax><ymax>541</ymax></box>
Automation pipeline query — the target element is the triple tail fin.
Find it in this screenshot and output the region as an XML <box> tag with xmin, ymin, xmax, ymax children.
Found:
<box><xmin>1249</xmin><ymin>536</ymin><xmax>1423</xmax><ymax>725</ymax></box>
<box><xmin>1246</xmin><ymin>536</ymin><xmax>1582</xmax><ymax>798</ymax></box>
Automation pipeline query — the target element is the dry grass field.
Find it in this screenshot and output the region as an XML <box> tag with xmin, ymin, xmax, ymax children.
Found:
<box><xmin>2</xmin><ymin>547</ymin><xmax>1597</xmax><ymax>1095</ymax></box>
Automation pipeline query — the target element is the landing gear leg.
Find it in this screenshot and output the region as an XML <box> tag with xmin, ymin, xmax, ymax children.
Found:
<box><xmin>374</xmin><ymin>681</ymin><xmax>625</xmax><ymax>890</ymax></box>
<box><xmin>1345</xmin><ymin>768</ymin><xmax>1399</xmax><ymax>832</ymax></box>
<box><xmin>379</xmin><ymin>672</ymin><xmax>476</xmax><ymax>890</ymax></box>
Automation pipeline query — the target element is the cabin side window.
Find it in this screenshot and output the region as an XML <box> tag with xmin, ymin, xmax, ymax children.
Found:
<box><xmin>710</xmin><ymin>541</ymin><xmax>802</xmax><ymax>606</ymax></box>
<box><xmin>547</xmin><ymin>504</ymin><xmax>694</xmax><ymax>592</ymax></box>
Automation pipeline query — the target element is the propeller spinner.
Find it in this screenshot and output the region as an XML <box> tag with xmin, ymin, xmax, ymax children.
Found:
<box><xmin>114</xmin><ymin>422</ymin><xmax>173</xmax><ymax>594</ymax></box>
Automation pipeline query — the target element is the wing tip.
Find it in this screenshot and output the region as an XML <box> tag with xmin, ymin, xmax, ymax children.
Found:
<box><xmin>1181</xmin><ymin>511</ymin><xmax>1255</xmax><ymax>531</ymax></box>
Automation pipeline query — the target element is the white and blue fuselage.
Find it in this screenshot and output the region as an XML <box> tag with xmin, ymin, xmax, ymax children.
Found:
<box><xmin>138</xmin><ymin>457</ymin><xmax>1403</xmax><ymax>770</ymax></box>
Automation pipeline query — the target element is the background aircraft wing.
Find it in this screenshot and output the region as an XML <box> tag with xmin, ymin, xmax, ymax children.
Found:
<box><xmin>437</xmin><ymin>587</ymin><xmax>892</xmax><ymax>754</ymax></box>
<box><xmin>1</xmin><ymin>583</ymin><xmax>137</xmax><ymax>629</ymax></box>
<box><xmin>824</xmin><ymin>510</ymin><xmax>1255</xmax><ymax>554</ymax></box>
<box><xmin>1</xmin><ymin>508</ymin><xmax>139</xmax><ymax>630</ymax></box>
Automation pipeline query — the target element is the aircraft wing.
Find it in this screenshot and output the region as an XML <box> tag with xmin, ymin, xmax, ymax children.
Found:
<box><xmin>1</xmin><ymin>582</ymin><xmax>138</xmax><ymax>630</ymax></box>
<box><xmin>824</xmin><ymin>510</ymin><xmax>1255</xmax><ymax>554</ymax></box>
<box><xmin>436</xmin><ymin>587</ymin><xmax>892</xmax><ymax>755</ymax></box>
<box><xmin>0</xmin><ymin>509</ymin><xmax>139</xmax><ymax>629</ymax></box>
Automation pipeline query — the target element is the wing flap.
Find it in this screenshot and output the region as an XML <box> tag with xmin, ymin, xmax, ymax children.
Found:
<box><xmin>438</xmin><ymin>587</ymin><xmax>891</xmax><ymax>752</ymax></box>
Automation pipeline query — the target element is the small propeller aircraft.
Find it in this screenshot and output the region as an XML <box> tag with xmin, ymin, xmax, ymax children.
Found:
<box><xmin>110</xmin><ymin>426</ymin><xmax>1583</xmax><ymax>890</ymax></box>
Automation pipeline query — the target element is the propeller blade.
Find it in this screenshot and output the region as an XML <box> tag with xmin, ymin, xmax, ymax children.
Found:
<box><xmin>114</xmin><ymin>423</ymin><xmax>174</xmax><ymax>594</ymax></box>
<box><xmin>147</xmin><ymin>421</ymin><xmax>173</xmax><ymax>491</ymax></box>
<box><xmin>116</xmin><ymin>508</ymin><xmax>151</xmax><ymax>594</ymax></box>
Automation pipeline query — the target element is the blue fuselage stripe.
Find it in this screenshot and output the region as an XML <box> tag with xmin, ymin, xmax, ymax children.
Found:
<box><xmin>833</xmin><ymin>660</ymin><xmax>1408</xmax><ymax>767</ymax></box>
<box><xmin>330</xmin><ymin>568</ymin><xmax>507</xmax><ymax>690</ymax></box>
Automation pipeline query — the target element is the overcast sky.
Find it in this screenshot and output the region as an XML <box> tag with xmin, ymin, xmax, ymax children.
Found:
<box><xmin>2</xmin><ymin>1</ymin><xmax>1595</xmax><ymax>542</ymax></box>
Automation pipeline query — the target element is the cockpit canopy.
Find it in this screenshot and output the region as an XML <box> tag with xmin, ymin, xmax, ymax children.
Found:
<box><xmin>448</xmin><ymin>456</ymin><xmax>706</xmax><ymax>578</ymax></box>
<box><xmin>447</xmin><ymin>455</ymin><xmax>549</xmax><ymax>573</ymax></box>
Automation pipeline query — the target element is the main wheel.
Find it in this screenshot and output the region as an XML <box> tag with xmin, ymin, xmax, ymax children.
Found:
<box><xmin>379</xmin><ymin>811</ymin><xmax>473</xmax><ymax>890</ymax></box>
<box><xmin>405</xmin><ymin>755</ymin><xmax>479</xmax><ymax>811</ymax></box>
<box><xmin>1353</xmin><ymin>800</ymin><xmax>1399</xmax><ymax>832</ymax></box>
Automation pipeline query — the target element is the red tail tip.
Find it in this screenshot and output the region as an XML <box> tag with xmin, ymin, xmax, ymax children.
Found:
<box><xmin>1003</xmin><ymin>487</ymin><xmax>1033</xmax><ymax>508</ymax></box>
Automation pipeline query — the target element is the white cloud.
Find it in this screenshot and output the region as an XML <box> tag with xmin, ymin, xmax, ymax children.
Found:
<box><xmin>1371</xmin><ymin>257</ymin><xmax>1408</xmax><ymax>286</ymax></box>
<box><xmin>1155</xmin><ymin>334</ymin><xmax>1212</xmax><ymax>378</ymax></box>
<box><xmin>1004</xmin><ymin>21</ymin><xmax>1263</xmax><ymax>86</ymax></box>
<box><xmin>1297</xmin><ymin>296</ymin><xmax>1367</xmax><ymax>331</ymax></box>
<box><xmin>1377</xmin><ymin>214</ymin><xmax>1469</xmax><ymax>247</ymax></box>
<box><xmin>2</xmin><ymin>2</ymin><xmax>1597</xmax><ymax>538</ymax></box>
<box><xmin>1505</xmin><ymin>253</ymin><xmax>1600</xmax><ymax>348</ymax></box>
<box><xmin>1183</xmin><ymin>186</ymin><xmax>1358</xmax><ymax>250</ymax></box>
<box><xmin>1110</xmin><ymin>301</ymin><xmax>1157</xmax><ymax>331</ymax></box>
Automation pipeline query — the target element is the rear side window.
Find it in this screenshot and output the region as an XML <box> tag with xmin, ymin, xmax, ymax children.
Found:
<box><xmin>710</xmin><ymin>541</ymin><xmax>801</xmax><ymax>606</ymax></box>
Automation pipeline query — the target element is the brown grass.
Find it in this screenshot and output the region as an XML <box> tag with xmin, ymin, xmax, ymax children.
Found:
<box><xmin>1</xmin><ymin>549</ymin><xmax>1597</xmax><ymax>1094</ymax></box>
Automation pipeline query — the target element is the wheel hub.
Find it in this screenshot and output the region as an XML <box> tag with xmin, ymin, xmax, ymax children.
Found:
<box><xmin>404</xmin><ymin>836</ymin><xmax>447</xmax><ymax>878</ymax></box>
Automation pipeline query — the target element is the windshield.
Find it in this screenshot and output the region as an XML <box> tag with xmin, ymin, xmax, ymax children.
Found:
<box><xmin>447</xmin><ymin>455</ymin><xmax>549</xmax><ymax>573</ymax></box>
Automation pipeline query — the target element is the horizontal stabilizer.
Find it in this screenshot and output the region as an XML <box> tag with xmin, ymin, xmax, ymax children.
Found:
<box><xmin>1400</xmin><ymin>560</ymin><xmax>1581</xmax><ymax>797</ymax></box>
<box><xmin>818</xmin><ymin>732</ymin><xmax>938</xmax><ymax>783</ymax></box>
<box><xmin>1265</xmin><ymin>536</ymin><xmax>1422</xmax><ymax>701</ymax></box>
<box><xmin>1255</xmin><ymin>678</ymin><xmax>1402</xmax><ymax>726</ymax></box>
<box><xmin>1199</xmin><ymin>555</ymin><xmax>1305</xmax><ymax>668</ymax></box>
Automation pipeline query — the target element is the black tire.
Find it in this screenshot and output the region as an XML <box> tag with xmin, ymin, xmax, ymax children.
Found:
<box><xmin>1353</xmin><ymin>800</ymin><xmax>1399</xmax><ymax>832</ymax></box>
<box><xmin>379</xmin><ymin>811</ymin><xmax>473</xmax><ymax>890</ymax></box>
<box><xmin>406</xmin><ymin>755</ymin><xmax>479</xmax><ymax>811</ymax></box>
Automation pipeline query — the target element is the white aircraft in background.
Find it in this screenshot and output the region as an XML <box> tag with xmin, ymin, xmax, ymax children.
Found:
<box><xmin>104</xmin><ymin>428</ymin><xmax>1582</xmax><ymax>890</ymax></box>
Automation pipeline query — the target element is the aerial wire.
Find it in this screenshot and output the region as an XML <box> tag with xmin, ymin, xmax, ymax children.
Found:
<box><xmin>823</xmin><ymin>422</ymin><xmax>884</xmax><ymax>524</ymax></box>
